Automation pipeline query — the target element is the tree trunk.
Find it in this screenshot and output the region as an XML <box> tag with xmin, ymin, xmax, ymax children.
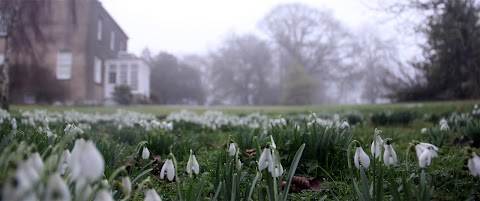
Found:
<box><xmin>0</xmin><ymin>60</ymin><xmax>9</xmax><ymax>110</ymax></box>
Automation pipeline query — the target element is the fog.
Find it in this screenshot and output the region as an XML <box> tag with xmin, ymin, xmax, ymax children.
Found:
<box><xmin>137</xmin><ymin>2</ymin><xmax>411</xmax><ymax>105</ymax></box>
<box><xmin>1</xmin><ymin>0</ymin><xmax>478</xmax><ymax>108</ymax></box>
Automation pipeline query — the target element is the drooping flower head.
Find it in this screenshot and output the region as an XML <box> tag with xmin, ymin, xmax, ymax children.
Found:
<box><xmin>160</xmin><ymin>159</ymin><xmax>175</xmax><ymax>181</ymax></box>
<box><xmin>142</xmin><ymin>147</ymin><xmax>150</xmax><ymax>160</ymax></box>
<box><xmin>383</xmin><ymin>139</ymin><xmax>397</xmax><ymax>167</ymax></box>
<box><xmin>186</xmin><ymin>150</ymin><xmax>200</xmax><ymax>175</ymax></box>
<box><xmin>258</xmin><ymin>146</ymin><xmax>273</xmax><ymax>172</ymax></box>
<box><xmin>414</xmin><ymin>142</ymin><xmax>439</xmax><ymax>168</ymax></box>
<box><xmin>94</xmin><ymin>189</ymin><xmax>114</xmax><ymax>201</ymax></box>
<box><xmin>45</xmin><ymin>173</ymin><xmax>71</xmax><ymax>201</ymax></box>
<box><xmin>144</xmin><ymin>189</ymin><xmax>162</xmax><ymax>201</ymax></box>
<box><xmin>371</xmin><ymin>128</ymin><xmax>383</xmax><ymax>159</ymax></box>
<box><xmin>354</xmin><ymin>145</ymin><xmax>370</xmax><ymax>169</ymax></box>
<box><xmin>228</xmin><ymin>142</ymin><xmax>236</xmax><ymax>156</ymax></box>
<box><xmin>68</xmin><ymin>138</ymin><xmax>105</xmax><ymax>182</ymax></box>
<box><xmin>468</xmin><ymin>151</ymin><xmax>480</xmax><ymax>177</ymax></box>
<box><xmin>258</xmin><ymin>144</ymin><xmax>283</xmax><ymax>177</ymax></box>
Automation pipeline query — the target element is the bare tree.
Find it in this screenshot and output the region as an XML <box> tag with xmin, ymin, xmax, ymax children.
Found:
<box><xmin>354</xmin><ymin>28</ymin><xmax>402</xmax><ymax>103</ymax></box>
<box><xmin>207</xmin><ymin>34</ymin><xmax>274</xmax><ymax>105</ymax></box>
<box><xmin>259</xmin><ymin>3</ymin><xmax>354</xmax><ymax>104</ymax></box>
<box><xmin>0</xmin><ymin>0</ymin><xmax>75</xmax><ymax>110</ymax></box>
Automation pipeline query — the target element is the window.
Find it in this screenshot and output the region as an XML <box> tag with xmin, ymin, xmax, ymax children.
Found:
<box><xmin>0</xmin><ymin>10</ymin><xmax>9</xmax><ymax>36</ymax></box>
<box><xmin>130</xmin><ymin>64</ymin><xmax>138</xmax><ymax>90</ymax></box>
<box><xmin>94</xmin><ymin>57</ymin><xmax>102</xmax><ymax>84</ymax></box>
<box><xmin>110</xmin><ymin>31</ymin><xmax>115</xmax><ymax>50</ymax></box>
<box><xmin>56</xmin><ymin>52</ymin><xmax>72</xmax><ymax>80</ymax></box>
<box><xmin>108</xmin><ymin>65</ymin><xmax>117</xmax><ymax>84</ymax></box>
<box><xmin>119</xmin><ymin>64</ymin><xmax>128</xmax><ymax>85</ymax></box>
<box><xmin>0</xmin><ymin>53</ymin><xmax>4</xmax><ymax>64</ymax></box>
<box><xmin>97</xmin><ymin>19</ymin><xmax>103</xmax><ymax>40</ymax></box>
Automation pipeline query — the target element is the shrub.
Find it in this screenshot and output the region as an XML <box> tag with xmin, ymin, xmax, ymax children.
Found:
<box><xmin>371</xmin><ymin>111</ymin><xmax>415</xmax><ymax>125</ymax></box>
<box><xmin>112</xmin><ymin>85</ymin><xmax>133</xmax><ymax>105</ymax></box>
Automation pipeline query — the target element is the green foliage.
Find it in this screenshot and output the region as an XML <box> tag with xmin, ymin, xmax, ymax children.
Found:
<box><xmin>459</xmin><ymin>119</ymin><xmax>480</xmax><ymax>147</ymax></box>
<box><xmin>345</xmin><ymin>112</ymin><xmax>364</xmax><ymax>125</ymax></box>
<box><xmin>397</xmin><ymin>0</ymin><xmax>480</xmax><ymax>100</ymax></box>
<box><xmin>143</xmin><ymin>131</ymin><xmax>174</xmax><ymax>156</ymax></box>
<box><xmin>149</xmin><ymin>52</ymin><xmax>205</xmax><ymax>105</ymax></box>
<box><xmin>269</xmin><ymin>121</ymin><xmax>353</xmax><ymax>176</ymax></box>
<box><xmin>113</xmin><ymin>85</ymin><xmax>134</xmax><ymax>105</ymax></box>
<box><xmin>280</xmin><ymin>62</ymin><xmax>315</xmax><ymax>105</ymax></box>
<box><xmin>371</xmin><ymin>111</ymin><xmax>415</xmax><ymax>126</ymax></box>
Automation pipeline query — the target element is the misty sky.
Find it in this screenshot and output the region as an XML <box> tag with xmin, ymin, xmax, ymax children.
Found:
<box><xmin>99</xmin><ymin>0</ymin><xmax>399</xmax><ymax>56</ymax></box>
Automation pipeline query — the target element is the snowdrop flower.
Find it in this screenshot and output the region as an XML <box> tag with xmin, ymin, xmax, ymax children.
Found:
<box><xmin>68</xmin><ymin>139</ymin><xmax>105</xmax><ymax>182</ymax></box>
<box><xmin>45</xmin><ymin>173</ymin><xmax>70</xmax><ymax>201</ymax></box>
<box><xmin>440</xmin><ymin>123</ymin><xmax>450</xmax><ymax>131</ymax></box>
<box><xmin>11</xmin><ymin>118</ymin><xmax>17</xmax><ymax>131</ymax></box>
<box><xmin>29</xmin><ymin>152</ymin><xmax>44</xmax><ymax>173</ymax></box>
<box><xmin>272</xmin><ymin>165</ymin><xmax>284</xmax><ymax>178</ymax></box>
<box><xmin>270</xmin><ymin>135</ymin><xmax>277</xmax><ymax>149</ymax></box>
<box><xmin>64</xmin><ymin>123</ymin><xmax>84</xmax><ymax>137</ymax></box>
<box><xmin>144</xmin><ymin>189</ymin><xmax>162</xmax><ymax>201</ymax></box>
<box><xmin>58</xmin><ymin>149</ymin><xmax>71</xmax><ymax>175</ymax></box>
<box><xmin>421</xmin><ymin>128</ymin><xmax>428</xmax><ymax>134</ymax></box>
<box><xmin>258</xmin><ymin>147</ymin><xmax>273</xmax><ymax>171</ymax></box>
<box><xmin>371</xmin><ymin>128</ymin><xmax>383</xmax><ymax>159</ymax></box>
<box><xmin>340</xmin><ymin>121</ymin><xmax>350</xmax><ymax>129</ymax></box>
<box><xmin>270</xmin><ymin>153</ymin><xmax>284</xmax><ymax>178</ymax></box>
<box><xmin>166</xmin><ymin>122</ymin><xmax>173</xmax><ymax>130</ymax></box>
<box><xmin>439</xmin><ymin>118</ymin><xmax>448</xmax><ymax>126</ymax></box>
<box><xmin>258</xmin><ymin>146</ymin><xmax>283</xmax><ymax>177</ymax></box>
<box><xmin>468</xmin><ymin>152</ymin><xmax>480</xmax><ymax>177</ymax></box>
<box><xmin>228</xmin><ymin>143</ymin><xmax>236</xmax><ymax>156</ymax></box>
<box><xmin>142</xmin><ymin>147</ymin><xmax>150</xmax><ymax>159</ymax></box>
<box><xmin>121</xmin><ymin>176</ymin><xmax>132</xmax><ymax>196</ymax></box>
<box><xmin>414</xmin><ymin>142</ymin><xmax>439</xmax><ymax>161</ymax></box>
<box><xmin>439</xmin><ymin>119</ymin><xmax>450</xmax><ymax>131</ymax></box>
<box><xmin>236</xmin><ymin>158</ymin><xmax>243</xmax><ymax>171</ymax></box>
<box><xmin>160</xmin><ymin>159</ymin><xmax>175</xmax><ymax>181</ymax></box>
<box><xmin>94</xmin><ymin>189</ymin><xmax>114</xmax><ymax>201</ymax></box>
<box><xmin>383</xmin><ymin>140</ymin><xmax>397</xmax><ymax>167</ymax></box>
<box><xmin>2</xmin><ymin>161</ymin><xmax>39</xmax><ymax>201</ymax></box>
<box><xmin>354</xmin><ymin>146</ymin><xmax>370</xmax><ymax>169</ymax></box>
<box><xmin>75</xmin><ymin>178</ymin><xmax>92</xmax><ymax>201</ymax></box>
<box><xmin>418</xmin><ymin>148</ymin><xmax>437</xmax><ymax>167</ymax></box>
<box><xmin>280</xmin><ymin>117</ymin><xmax>287</xmax><ymax>126</ymax></box>
<box><xmin>186</xmin><ymin>150</ymin><xmax>200</xmax><ymax>175</ymax></box>
<box><xmin>43</xmin><ymin>116</ymin><xmax>49</xmax><ymax>128</ymax></box>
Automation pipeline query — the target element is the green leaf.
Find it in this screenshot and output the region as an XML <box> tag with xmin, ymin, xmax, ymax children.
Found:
<box><xmin>360</xmin><ymin>166</ymin><xmax>373</xmax><ymax>201</ymax></box>
<box><xmin>282</xmin><ymin>143</ymin><xmax>305</xmax><ymax>201</ymax></box>
<box><xmin>212</xmin><ymin>182</ymin><xmax>223</xmax><ymax>201</ymax></box>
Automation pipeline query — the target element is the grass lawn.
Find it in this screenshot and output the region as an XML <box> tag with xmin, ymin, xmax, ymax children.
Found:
<box><xmin>10</xmin><ymin>100</ymin><xmax>478</xmax><ymax>116</ymax></box>
<box><xmin>2</xmin><ymin>99</ymin><xmax>480</xmax><ymax>200</ymax></box>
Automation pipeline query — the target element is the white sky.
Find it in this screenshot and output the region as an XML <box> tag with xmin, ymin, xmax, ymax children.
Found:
<box><xmin>99</xmin><ymin>0</ymin><xmax>408</xmax><ymax>57</ymax></box>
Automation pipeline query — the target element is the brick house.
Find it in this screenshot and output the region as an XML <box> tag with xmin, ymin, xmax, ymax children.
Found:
<box><xmin>0</xmin><ymin>0</ymin><xmax>150</xmax><ymax>105</ymax></box>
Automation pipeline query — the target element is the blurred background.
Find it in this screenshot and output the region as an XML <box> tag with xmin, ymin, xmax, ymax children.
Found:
<box><xmin>0</xmin><ymin>0</ymin><xmax>478</xmax><ymax>108</ymax></box>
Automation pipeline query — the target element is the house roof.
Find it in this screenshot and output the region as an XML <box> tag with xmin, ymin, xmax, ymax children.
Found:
<box><xmin>95</xmin><ymin>1</ymin><xmax>128</xmax><ymax>39</ymax></box>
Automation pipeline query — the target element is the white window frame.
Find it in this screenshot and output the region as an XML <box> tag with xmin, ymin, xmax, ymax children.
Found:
<box><xmin>130</xmin><ymin>64</ymin><xmax>138</xmax><ymax>90</ymax></box>
<box><xmin>97</xmin><ymin>19</ymin><xmax>103</xmax><ymax>40</ymax></box>
<box><xmin>119</xmin><ymin>64</ymin><xmax>128</xmax><ymax>85</ymax></box>
<box><xmin>94</xmin><ymin>57</ymin><xmax>102</xmax><ymax>84</ymax></box>
<box><xmin>108</xmin><ymin>65</ymin><xmax>117</xmax><ymax>84</ymax></box>
<box><xmin>110</xmin><ymin>31</ymin><xmax>115</xmax><ymax>50</ymax></box>
<box><xmin>0</xmin><ymin>11</ymin><xmax>9</xmax><ymax>36</ymax></box>
<box><xmin>56</xmin><ymin>52</ymin><xmax>72</xmax><ymax>80</ymax></box>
